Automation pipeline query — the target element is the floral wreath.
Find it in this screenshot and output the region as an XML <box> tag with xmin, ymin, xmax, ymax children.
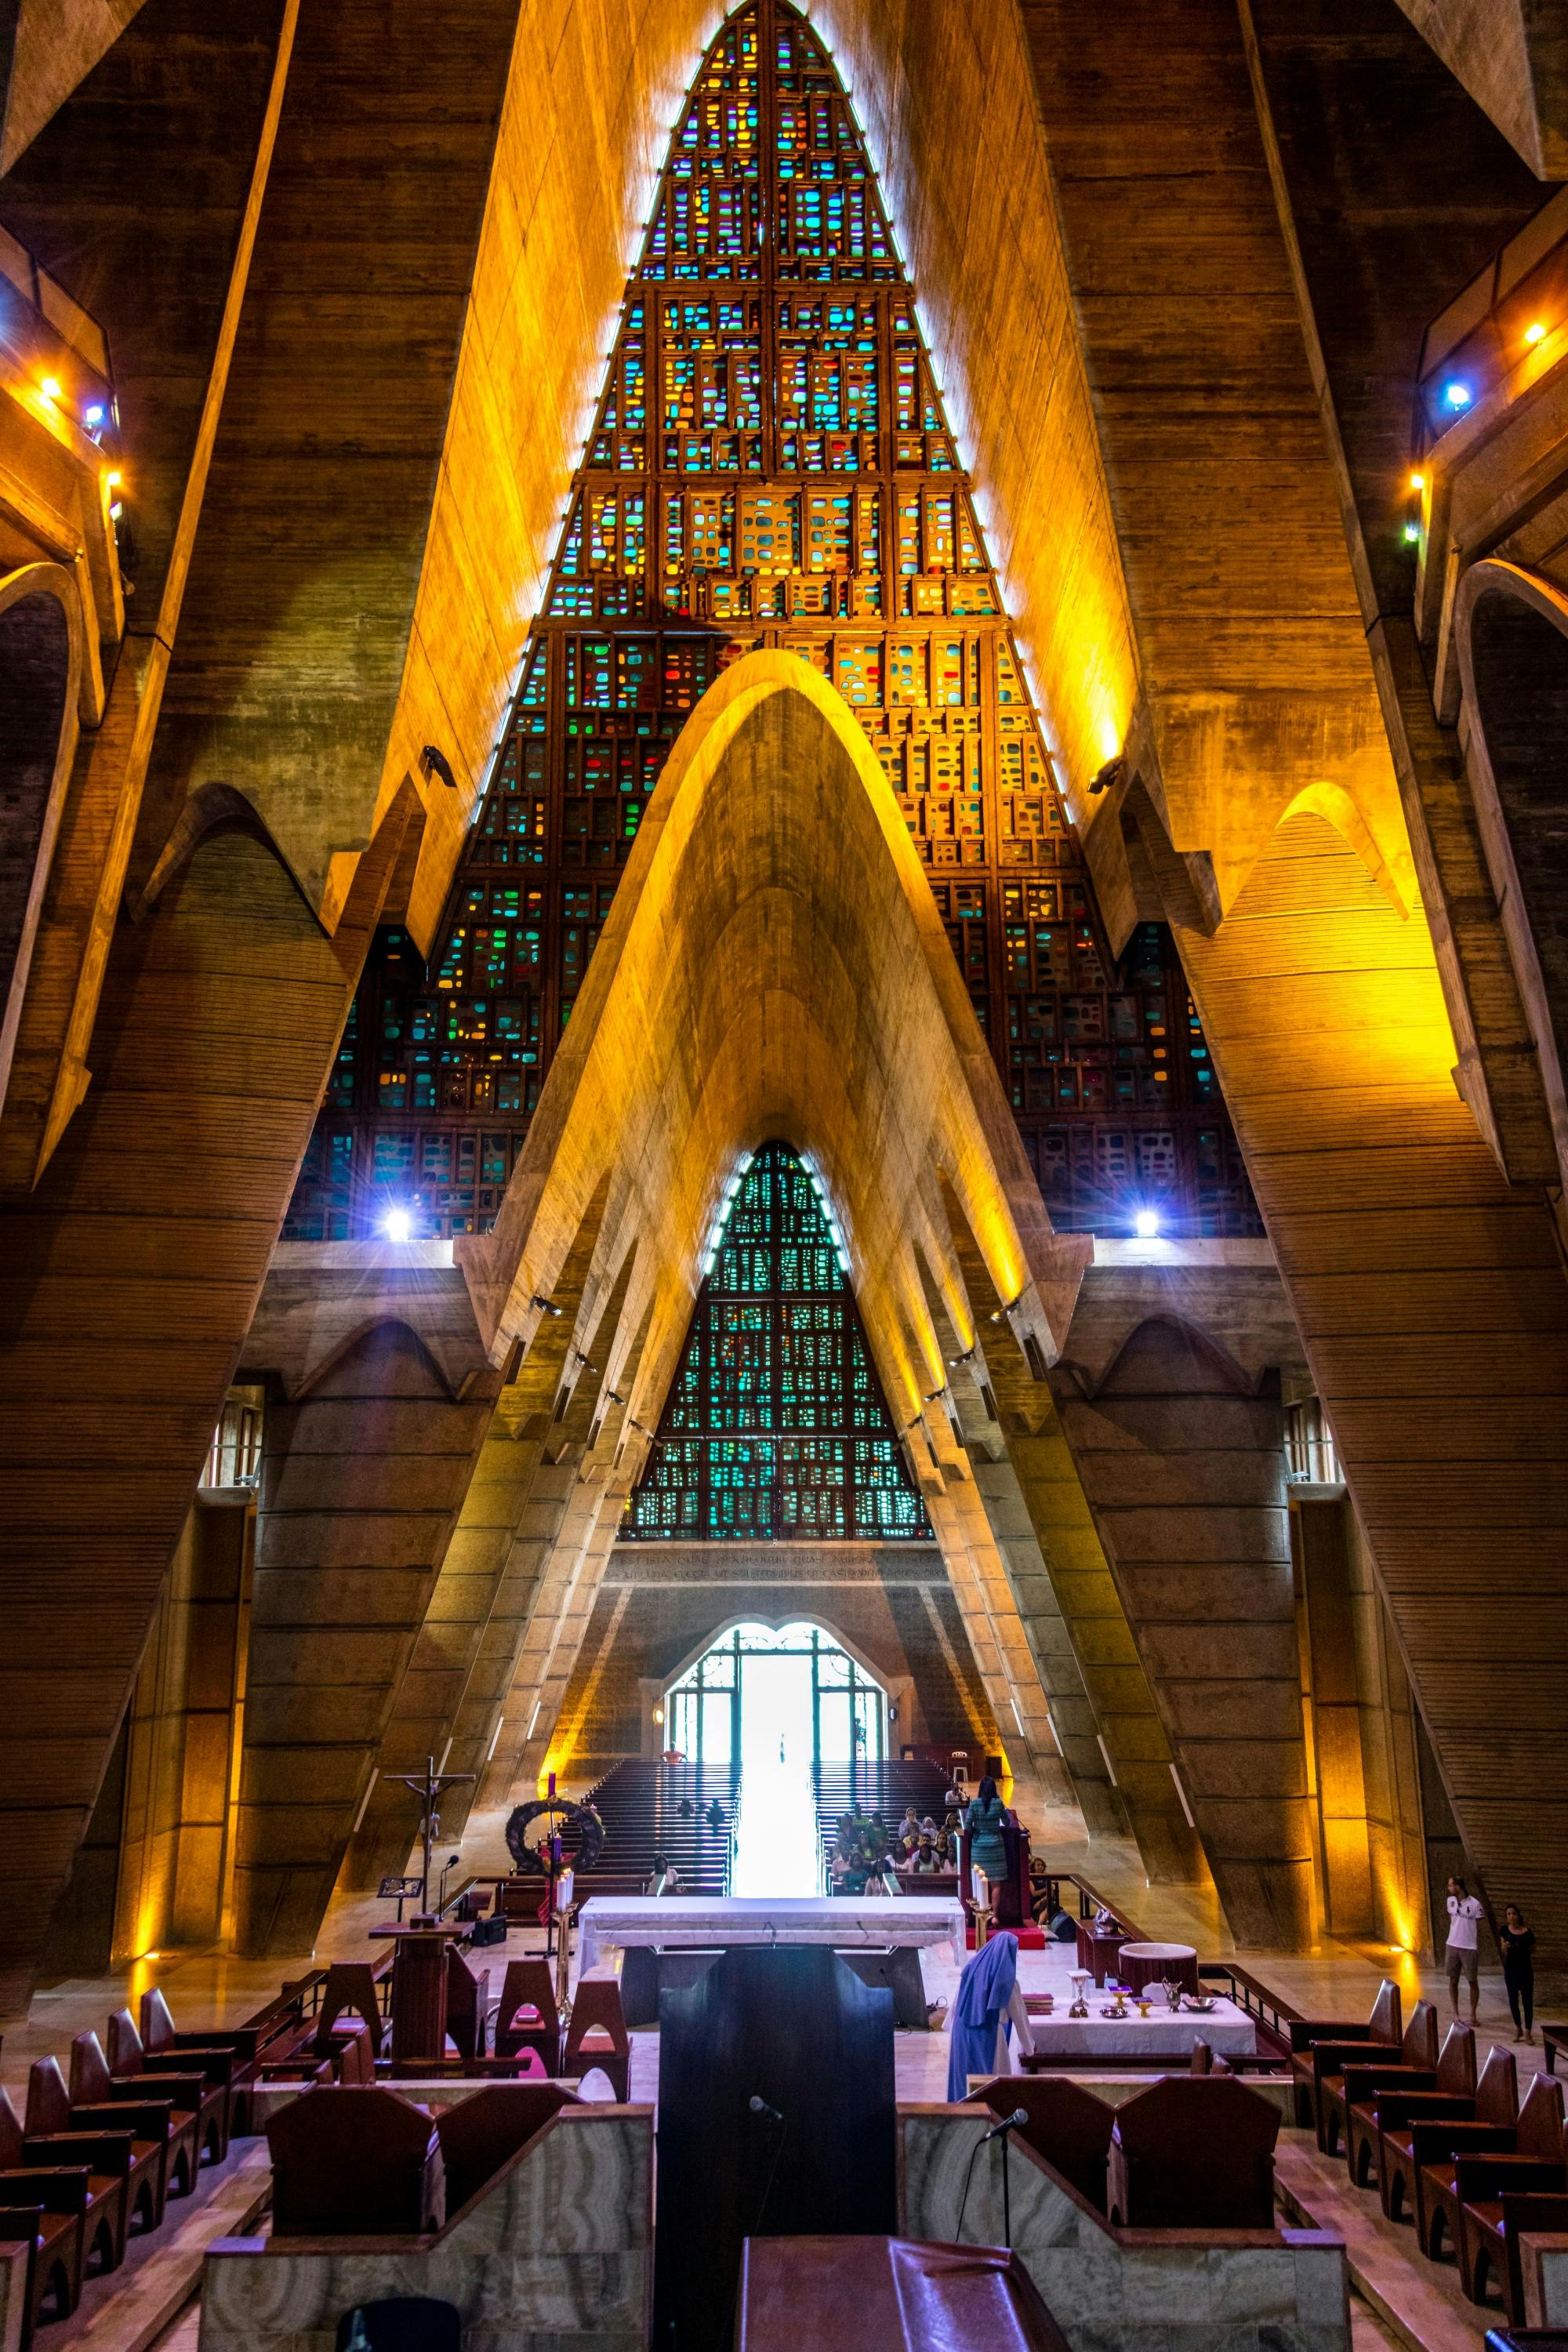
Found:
<box><xmin>504</xmin><ymin>1796</ymin><xmax>605</xmax><ymax>1877</ymax></box>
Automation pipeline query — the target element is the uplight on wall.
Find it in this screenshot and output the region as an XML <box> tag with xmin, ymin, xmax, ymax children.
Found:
<box><xmin>1526</xmin><ymin>321</ymin><xmax>1548</xmax><ymax>345</ymax></box>
<box><xmin>39</xmin><ymin>376</ymin><xmax>60</xmax><ymax>402</ymax></box>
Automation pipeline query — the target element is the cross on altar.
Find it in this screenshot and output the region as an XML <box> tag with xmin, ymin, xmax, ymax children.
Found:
<box><xmin>390</xmin><ymin>1755</ymin><xmax>476</xmax><ymax>1914</ymax></box>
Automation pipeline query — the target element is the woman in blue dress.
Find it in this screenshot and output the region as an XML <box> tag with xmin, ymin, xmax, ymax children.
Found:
<box><xmin>946</xmin><ymin>1929</ymin><xmax>1035</xmax><ymax>2099</ymax></box>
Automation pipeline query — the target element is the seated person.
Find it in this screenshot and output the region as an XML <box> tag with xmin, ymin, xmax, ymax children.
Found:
<box><xmin>644</xmin><ymin>1854</ymin><xmax>682</xmax><ymax>1896</ymax></box>
<box><xmin>909</xmin><ymin>1836</ymin><xmax>941</xmax><ymax>1875</ymax></box>
<box><xmin>898</xmin><ymin>1806</ymin><xmax>922</xmax><ymax>1846</ymax></box>
<box><xmin>704</xmin><ymin>1798</ymin><xmax>726</xmax><ymax>1831</ymax></box>
<box><xmin>676</xmin><ymin>1797</ymin><xmax>694</xmax><ymax>1819</ymax></box>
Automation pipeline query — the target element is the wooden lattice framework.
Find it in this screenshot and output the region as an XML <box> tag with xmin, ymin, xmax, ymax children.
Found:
<box><xmin>285</xmin><ymin>0</ymin><xmax>1260</xmax><ymax>1243</ymax></box>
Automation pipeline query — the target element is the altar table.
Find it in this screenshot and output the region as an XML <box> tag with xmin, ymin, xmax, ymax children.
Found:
<box><xmin>1022</xmin><ymin>1994</ymin><xmax>1256</xmax><ymax>2061</ymax></box>
<box><xmin>578</xmin><ymin>1893</ymin><xmax>965</xmax><ymax>1975</ymax></box>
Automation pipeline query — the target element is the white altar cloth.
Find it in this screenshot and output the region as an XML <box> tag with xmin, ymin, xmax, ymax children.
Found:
<box><xmin>1025</xmin><ymin>1996</ymin><xmax>1256</xmax><ymax>2060</ymax></box>
<box><xmin>578</xmin><ymin>1893</ymin><xmax>964</xmax><ymax>1976</ymax></box>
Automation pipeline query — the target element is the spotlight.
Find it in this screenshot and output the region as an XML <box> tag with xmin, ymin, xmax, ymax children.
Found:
<box><xmin>83</xmin><ymin>404</ymin><xmax>104</xmax><ymax>429</ymax></box>
<box><xmin>383</xmin><ymin>1207</ymin><xmax>412</xmax><ymax>1242</ymax></box>
<box><xmin>104</xmin><ymin>470</ymin><xmax>122</xmax><ymax>491</ymax></box>
<box><xmin>1403</xmin><ymin>521</ymin><xmax>1421</xmax><ymax>544</ymax></box>
<box><xmin>532</xmin><ymin>1294</ymin><xmax>564</xmax><ymax>1317</ymax></box>
<box><xmin>1443</xmin><ymin>379</ymin><xmax>1471</xmax><ymax>410</ymax></box>
<box><xmin>1134</xmin><ymin>1209</ymin><xmax>1160</xmax><ymax>1239</ymax></box>
<box><xmin>923</xmin><ymin>1385</ymin><xmax>947</xmax><ymax>1403</ymax></box>
<box><xmin>1526</xmin><ymin>321</ymin><xmax>1548</xmax><ymax>344</ymax></box>
<box><xmin>39</xmin><ymin>376</ymin><xmax>60</xmax><ymax>401</ymax></box>
<box><xmin>946</xmin><ymin>1345</ymin><xmax>977</xmax><ymax>1367</ymax></box>
<box><xmin>1408</xmin><ymin>471</ymin><xmax>1425</xmax><ymax>492</ymax></box>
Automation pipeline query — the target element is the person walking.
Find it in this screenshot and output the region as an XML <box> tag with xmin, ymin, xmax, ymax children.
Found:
<box><xmin>1500</xmin><ymin>1904</ymin><xmax>1537</xmax><ymax>2044</ymax></box>
<box><xmin>1444</xmin><ymin>1874</ymin><xmax>1485</xmax><ymax>2024</ymax></box>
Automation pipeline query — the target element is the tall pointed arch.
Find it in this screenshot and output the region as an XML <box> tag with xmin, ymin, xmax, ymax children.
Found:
<box><xmin>285</xmin><ymin>0</ymin><xmax>1257</xmax><ymax>1247</ymax></box>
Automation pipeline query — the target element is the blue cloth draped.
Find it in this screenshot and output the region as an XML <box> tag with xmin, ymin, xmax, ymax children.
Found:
<box><xmin>946</xmin><ymin>1929</ymin><xmax>1019</xmax><ymax>2101</ymax></box>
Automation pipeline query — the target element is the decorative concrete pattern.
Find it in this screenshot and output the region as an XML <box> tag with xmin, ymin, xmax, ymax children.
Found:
<box><xmin>199</xmin><ymin>2108</ymin><xmax>652</xmax><ymax>2352</ymax></box>
<box><xmin>900</xmin><ymin>2109</ymin><xmax>1350</xmax><ymax>2352</ymax></box>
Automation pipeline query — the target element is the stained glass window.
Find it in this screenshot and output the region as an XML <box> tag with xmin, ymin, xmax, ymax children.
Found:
<box><xmin>623</xmin><ymin>1143</ymin><xmax>932</xmax><ymax>1542</ymax></box>
<box><xmin>283</xmin><ymin>0</ymin><xmax>1261</xmax><ymax>1247</ymax></box>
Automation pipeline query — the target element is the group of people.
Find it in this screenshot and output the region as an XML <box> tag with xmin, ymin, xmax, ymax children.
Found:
<box><xmin>826</xmin><ymin>1774</ymin><xmax>1016</xmax><ymax>1900</ymax></box>
<box><xmin>1446</xmin><ymin>1874</ymin><xmax>1537</xmax><ymax>2043</ymax></box>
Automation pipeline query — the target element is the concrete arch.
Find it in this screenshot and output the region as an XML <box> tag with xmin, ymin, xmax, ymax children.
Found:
<box><xmin>0</xmin><ymin>564</ymin><xmax>84</xmax><ymax>1119</ymax></box>
<box><xmin>463</xmin><ymin>650</ymin><xmax>1089</xmax><ymax>1434</ymax></box>
<box><xmin>1455</xmin><ymin>558</ymin><xmax>1568</xmax><ymax>1184</ymax></box>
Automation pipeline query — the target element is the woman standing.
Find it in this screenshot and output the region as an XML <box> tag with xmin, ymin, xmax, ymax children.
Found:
<box><xmin>946</xmin><ymin>1928</ymin><xmax>1035</xmax><ymax>2098</ymax></box>
<box><xmin>1500</xmin><ymin>1904</ymin><xmax>1537</xmax><ymax>2045</ymax></box>
<box><xmin>964</xmin><ymin>1773</ymin><xmax>1011</xmax><ymax>1916</ymax></box>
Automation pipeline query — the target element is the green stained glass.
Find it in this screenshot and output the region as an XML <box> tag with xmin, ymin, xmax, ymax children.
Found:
<box><xmin>624</xmin><ymin>1142</ymin><xmax>932</xmax><ymax>1541</ymax></box>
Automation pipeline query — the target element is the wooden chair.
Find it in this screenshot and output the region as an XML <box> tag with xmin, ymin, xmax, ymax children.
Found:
<box><xmin>1288</xmin><ymin>1977</ymin><xmax>1400</xmax><ymax>2129</ymax></box>
<box><xmin>966</xmin><ymin>2076</ymin><xmax>1113</xmax><ymax>2212</ymax></box>
<box><xmin>445</xmin><ymin>1951</ymin><xmax>492</xmax><ymax>2064</ymax></box>
<box><xmin>0</xmin><ymin>2086</ymin><xmax>127</xmax><ymax>2277</ymax></box>
<box><xmin>69</xmin><ymin>2031</ymin><xmax>199</xmax><ymax>2202</ymax></box>
<box><xmin>314</xmin><ymin>1965</ymin><xmax>387</xmax><ymax>2063</ymax></box>
<box><xmin>1317</xmin><ymin>1998</ymin><xmax>1438</xmax><ymax>2157</ymax></box>
<box><xmin>433</xmin><ymin>2084</ymin><xmax>579</xmax><ymax>2216</ymax></box>
<box><xmin>493</xmin><ymin>1960</ymin><xmax>563</xmax><ymax>2072</ymax></box>
<box><xmin>1377</xmin><ymin>2042</ymin><xmax>1517</xmax><ymax>2223</ymax></box>
<box><xmin>1464</xmin><ymin>2187</ymin><xmax>1568</xmax><ymax>2326</ymax></box>
<box><xmin>1418</xmin><ymin>2071</ymin><xmax>1565</xmax><ymax>2261</ymax></box>
<box><xmin>140</xmin><ymin>1988</ymin><xmax>264</xmax><ymax>2133</ymax></box>
<box><xmin>1348</xmin><ymin>2021</ymin><xmax>1475</xmax><ymax>2186</ymax></box>
<box><xmin>109</xmin><ymin>2006</ymin><xmax>230</xmax><ymax>2162</ymax></box>
<box><xmin>1107</xmin><ymin>2076</ymin><xmax>1279</xmax><ymax>2230</ymax></box>
<box><xmin>266</xmin><ymin>2089</ymin><xmax>445</xmax><ymax>2237</ymax></box>
<box><xmin>561</xmin><ymin>1981</ymin><xmax>630</xmax><ymax>2100</ymax></box>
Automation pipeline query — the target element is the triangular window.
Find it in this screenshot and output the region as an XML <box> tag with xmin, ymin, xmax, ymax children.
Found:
<box><xmin>624</xmin><ymin>1144</ymin><xmax>932</xmax><ymax>1542</ymax></box>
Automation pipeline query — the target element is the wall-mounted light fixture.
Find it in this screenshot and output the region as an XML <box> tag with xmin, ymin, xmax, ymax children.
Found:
<box><xmin>419</xmin><ymin>743</ymin><xmax>459</xmax><ymax>790</ymax></box>
<box><xmin>532</xmin><ymin>1294</ymin><xmax>564</xmax><ymax>1318</ymax></box>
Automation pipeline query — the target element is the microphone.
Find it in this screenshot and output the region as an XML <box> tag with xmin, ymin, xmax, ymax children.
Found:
<box><xmin>980</xmin><ymin>2107</ymin><xmax>1029</xmax><ymax>2144</ymax></box>
<box><xmin>748</xmin><ymin>2095</ymin><xmax>784</xmax><ymax>2124</ymax></box>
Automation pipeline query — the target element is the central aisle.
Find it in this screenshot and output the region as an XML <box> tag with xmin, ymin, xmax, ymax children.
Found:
<box><xmin>727</xmin><ymin>1650</ymin><xmax>822</xmax><ymax>1896</ymax></box>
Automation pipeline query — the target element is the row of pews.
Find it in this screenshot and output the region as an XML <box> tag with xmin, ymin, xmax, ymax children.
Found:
<box><xmin>0</xmin><ymin>1979</ymin><xmax>328</xmax><ymax>2342</ymax></box>
<box><xmin>1292</xmin><ymin>1979</ymin><xmax>1568</xmax><ymax>2328</ymax></box>
<box><xmin>0</xmin><ymin>1928</ymin><xmax>638</xmax><ymax>2345</ymax></box>
<box><xmin>572</xmin><ymin>1759</ymin><xmax>739</xmax><ymax>1900</ymax></box>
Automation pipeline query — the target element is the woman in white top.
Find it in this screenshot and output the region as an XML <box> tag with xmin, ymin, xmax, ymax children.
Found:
<box><xmin>1445</xmin><ymin>1875</ymin><xmax>1485</xmax><ymax>2023</ymax></box>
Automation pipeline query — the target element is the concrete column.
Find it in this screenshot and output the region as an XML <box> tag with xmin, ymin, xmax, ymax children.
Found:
<box><xmin>1293</xmin><ymin>1490</ymin><xmax>1375</xmax><ymax>1937</ymax></box>
<box><xmin>231</xmin><ymin>1323</ymin><xmax>499</xmax><ymax>1956</ymax></box>
<box><xmin>1055</xmin><ymin>1318</ymin><xmax>1315</xmax><ymax>1950</ymax></box>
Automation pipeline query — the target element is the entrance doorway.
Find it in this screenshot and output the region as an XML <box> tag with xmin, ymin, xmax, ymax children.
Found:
<box><xmin>666</xmin><ymin>1623</ymin><xmax>888</xmax><ymax>1897</ymax></box>
<box><xmin>664</xmin><ymin>1621</ymin><xmax>887</xmax><ymax>1769</ymax></box>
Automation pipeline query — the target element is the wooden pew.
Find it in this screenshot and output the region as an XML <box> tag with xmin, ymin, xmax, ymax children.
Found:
<box><xmin>267</xmin><ymin>2089</ymin><xmax>445</xmax><ymax>2237</ymax></box>
<box><xmin>434</xmin><ymin>2085</ymin><xmax>579</xmax><ymax>2216</ymax></box>
<box><xmin>140</xmin><ymin>1989</ymin><xmax>264</xmax><ymax>2133</ymax></box>
<box><xmin>109</xmin><ymin>2006</ymin><xmax>230</xmax><ymax>2163</ymax></box>
<box><xmin>70</xmin><ymin>2032</ymin><xmax>200</xmax><ymax>2204</ymax></box>
<box><xmin>0</xmin><ymin>2185</ymin><xmax>84</xmax><ymax>2335</ymax></box>
<box><xmin>1376</xmin><ymin>2043</ymin><xmax>1517</xmax><ymax>2224</ymax></box>
<box><xmin>0</xmin><ymin>2085</ymin><xmax>128</xmax><ymax>2276</ymax></box>
<box><xmin>1347</xmin><ymin>2022</ymin><xmax>1474</xmax><ymax>2186</ymax></box>
<box><xmin>1417</xmin><ymin>2071</ymin><xmax>1564</xmax><ymax>2262</ymax></box>
<box><xmin>1317</xmin><ymin>1998</ymin><xmax>1438</xmax><ymax>2157</ymax></box>
<box><xmin>445</xmin><ymin>1951</ymin><xmax>492</xmax><ymax>2064</ymax></box>
<box><xmin>1105</xmin><ymin>2077</ymin><xmax>1279</xmax><ymax>2230</ymax></box>
<box><xmin>27</xmin><ymin>2056</ymin><xmax>169</xmax><ymax>2232</ymax></box>
<box><xmin>561</xmin><ymin>1982</ymin><xmax>631</xmax><ymax>2101</ymax></box>
<box><xmin>313</xmin><ymin>1965</ymin><xmax>387</xmax><ymax>2065</ymax></box>
<box><xmin>1287</xmin><ymin>1978</ymin><xmax>1400</xmax><ymax>2129</ymax></box>
<box><xmin>964</xmin><ymin>2077</ymin><xmax>1113</xmax><ymax>2212</ymax></box>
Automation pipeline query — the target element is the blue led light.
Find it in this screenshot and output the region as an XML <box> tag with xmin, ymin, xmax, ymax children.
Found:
<box><xmin>1443</xmin><ymin>380</ymin><xmax>1472</xmax><ymax>410</ymax></box>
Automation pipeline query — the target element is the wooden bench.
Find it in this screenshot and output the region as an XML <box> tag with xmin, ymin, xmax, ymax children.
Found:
<box><xmin>1106</xmin><ymin>2076</ymin><xmax>1280</xmax><ymax>2230</ymax></box>
<box><xmin>1376</xmin><ymin>2042</ymin><xmax>1516</xmax><ymax>2224</ymax></box>
<box><xmin>1348</xmin><ymin>2021</ymin><xmax>1474</xmax><ymax>2187</ymax></box>
<box><xmin>267</xmin><ymin>2088</ymin><xmax>445</xmax><ymax>2237</ymax></box>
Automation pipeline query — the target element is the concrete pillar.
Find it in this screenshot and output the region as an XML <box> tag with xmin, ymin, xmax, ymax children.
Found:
<box><xmin>231</xmin><ymin>1323</ymin><xmax>499</xmax><ymax>1955</ymax></box>
<box><xmin>1293</xmin><ymin>1490</ymin><xmax>1375</xmax><ymax>1938</ymax></box>
<box><xmin>1055</xmin><ymin>1318</ymin><xmax>1315</xmax><ymax>1949</ymax></box>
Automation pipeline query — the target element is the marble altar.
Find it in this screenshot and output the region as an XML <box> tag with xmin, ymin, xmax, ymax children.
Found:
<box><xmin>578</xmin><ymin>1894</ymin><xmax>964</xmax><ymax>1975</ymax></box>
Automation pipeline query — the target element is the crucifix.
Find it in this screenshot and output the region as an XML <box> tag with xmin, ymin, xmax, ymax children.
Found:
<box><xmin>390</xmin><ymin>1755</ymin><xmax>476</xmax><ymax>1914</ymax></box>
